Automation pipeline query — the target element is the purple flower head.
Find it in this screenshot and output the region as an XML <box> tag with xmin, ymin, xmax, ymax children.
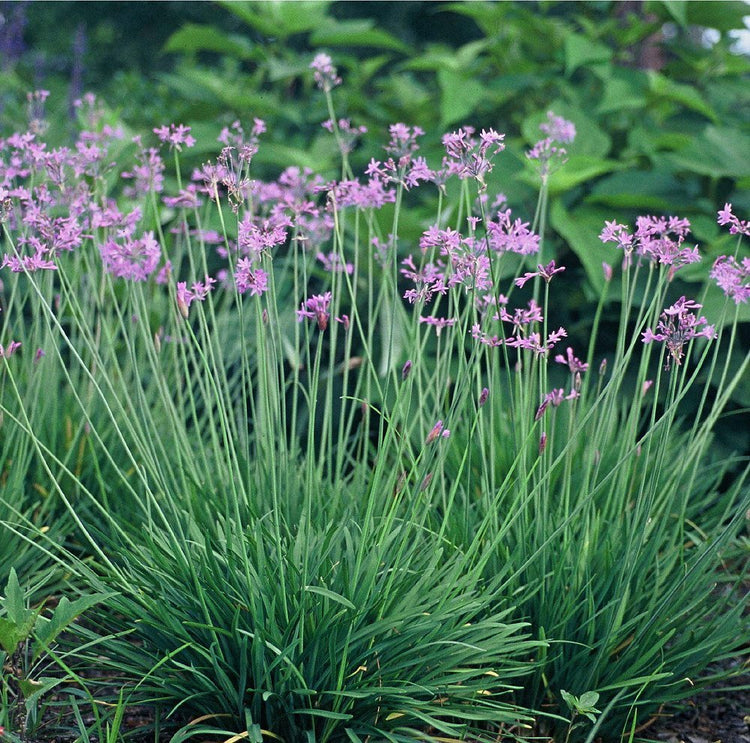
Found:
<box><xmin>234</xmin><ymin>258</ymin><xmax>268</xmax><ymax>297</ymax></box>
<box><xmin>238</xmin><ymin>217</ymin><xmax>287</xmax><ymax>259</ymax></box>
<box><xmin>442</xmin><ymin>126</ymin><xmax>505</xmax><ymax>188</ymax></box>
<box><xmin>534</xmin><ymin>386</ymin><xmax>579</xmax><ymax>421</ymax></box>
<box><xmin>554</xmin><ymin>346</ymin><xmax>589</xmax><ymax>374</ymax></box>
<box><xmin>505</xmin><ymin>327</ymin><xmax>568</xmax><ymax>357</ymax></box>
<box><xmin>176</xmin><ymin>274</ymin><xmax>217</xmax><ymax>316</ymax></box>
<box><xmin>385</xmin><ymin>123</ymin><xmax>424</xmax><ymax>159</ymax></box>
<box><xmin>717</xmin><ymin>203</ymin><xmax>750</xmax><ymax>237</ymax></box>
<box><xmin>479</xmin><ymin>387</ymin><xmax>489</xmax><ymax>406</ymax></box>
<box><xmin>297</xmin><ymin>291</ymin><xmax>332</xmax><ymax>331</ymax></box>
<box><xmin>486</xmin><ymin>209</ymin><xmax>540</xmax><ymax>255</ymax></box>
<box><xmin>419</xmin><ymin>315</ymin><xmax>457</xmax><ymax>335</ymax></box>
<box><xmin>317</xmin><ymin>251</ymin><xmax>354</xmax><ymax>275</ymax></box>
<box><xmin>515</xmin><ymin>260</ymin><xmax>565</xmax><ymax>288</ymax></box>
<box><xmin>600</xmin><ymin>215</ymin><xmax>699</xmax><ymax>274</ymax></box>
<box><xmin>100</xmin><ymin>231</ymin><xmax>161</xmax><ymax>281</ymax></box>
<box><xmin>121</xmin><ymin>145</ymin><xmax>164</xmax><ymax>196</ymax></box>
<box><xmin>539</xmin><ymin>111</ymin><xmax>577</xmax><ymax>144</ymax></box>
<box><xmin>0</xmin><ymin>341</ymin><xmax>21</xmax><ymax>358</ymax></box>
<box><xmin>154</xmin><ymin>124</ymin><xmax>196</xmax><ymax>151</ymax></box>
<box><xmin>642</xmin><ymin>296</ymin><xmax>716</xmax><ymax>369</ymax></box>
<box><xmin>310</xmin><ymin>53</ymin><xmax>341</xmax><ymax>91</ymax></box>
<box><xmin>1</xmin><ymin>248</ymin><xmax>57</xmax><ymax>273</ymax></box>
<box><xmin>710</xmin><ymin>255</ymin><xmax>749</xmax><ymax>304</ymax></box>
<box><xmin>425</xmin><ymin>420</ymin><xmax>450</xmax><ymax>445</ymax></box>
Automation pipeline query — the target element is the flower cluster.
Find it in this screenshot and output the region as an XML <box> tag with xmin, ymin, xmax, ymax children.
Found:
<box><xmin>599</xmin><ymin>215</ymin><xmax>699</xmax><ymax>273</ymax></box>
<box><xmin>710</xmin><ymin>255</ymin><xmax>749</xmax><ymax>304</ymax></box>
<box><xmin>642</xmin><ymin>297</ymin><xmax>716</xmax><ymax>369</ymax></box>
<box><xmin>527</xmin><ymin>110</ymin><xmax>576</xmax><ymax>176</ymax></box>
<box><xmin>310</xmin><ymin>53</ymin><xmax>342</xmax><ymax>92</ymax></box>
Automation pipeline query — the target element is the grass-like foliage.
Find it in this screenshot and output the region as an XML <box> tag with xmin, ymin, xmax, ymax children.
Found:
<box><xmin>0</xmin><ymin>62</ymin><xmax>748</xmax><ymax>742</ymax></box>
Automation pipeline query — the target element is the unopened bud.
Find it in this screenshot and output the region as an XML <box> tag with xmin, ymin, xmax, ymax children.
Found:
<box><xmin>539</xmin><ymin>432</ymin><xmax>547</xmax><ymax>454</ymax></box>
<box><xmin>402</xmin><ymin>360</ymin><xmax>412</xmax><ymax>381</ymax></box>
<box><xmin>479</xmin><ymin>387</ymin><xmax>489</xmax><ymax>406</ymax></box>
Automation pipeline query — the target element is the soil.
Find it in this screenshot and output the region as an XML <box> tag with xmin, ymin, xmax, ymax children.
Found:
<box><xmin>637</xmin><ymin>670</ymin><xmax>750</xmax><ymax>743</ymax></box>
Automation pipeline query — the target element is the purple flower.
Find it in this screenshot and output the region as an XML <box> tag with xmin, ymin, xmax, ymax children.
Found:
<box><xmin>600</xmin><ymin>215</ymin><xmax>699</xmax><ymax>274</ymax></box>
<box><xmin>297</xmin><ymin>291</ymin><xmax>332</xmax><ymax>331</ymax></box>
<box><xmin>554</xmin><ymin>346</ymin><xmax>589</xmax><ymax>374</ymax></box>
<box><xmin>539</xmin><ymin>111</ymin><xmax>577</xmax><ymax>143</ymax></box>
<box><xmin>176</xmin><ymin>275</ymin><xmax>217</xmax><ymax>316</ymax></box>
<box><xmin>317</xmin><ymin>251</ymin><xmax>353</xmax><ymax>275</ymax></box>
<box><xmin>419</xmin><ymin>316</ymin><xmax>457</xmax><ymax>335</ymax></box>
<box><xmin>310</xmin><ymin>53</ymin><xmax>341</xmax><ymax>91</ymax></box>
<box><xmin>642</xmin><ymin>296</ymin><xmax>716</xmax><ymax>369</ymax></box>
<box><xmin>710</xmin><ymin>255</ymin><xmax>749</xmax><ymax>304</ymax></box>
<box><xmin>121</xmin><ymin>144</ymin><xmax>164</xmax><ymax>196</ymax></box>
<box><xmin>0</xmin><ymin>341</ymin><xmax>21</xmax><ymax>358</ymax></box>
<box><xmin>99</xmin><ymin>232</ymin><xmax>161</xmax><ymax>281</ymax></box>
<box><xmin>515</xmin><ymin>260</ymin><xmax>566</xmax><ymax>288</ymax></box>
<box><xmin>442</xmin><ymin>126</ymin><xmax>505</xmax><ymax>188</ymax></box>
<box><xmin>425</xmin><ymin>420</ymin><xmax>450</xmax><ymax>444</ymax></box>
<box><xmin>154</xmin><ymin>124</ymin><xmax>196</xmax><ymax>151</ymax></box>
<box><xmin>1</xmin><ymin>249</ymin><xmax>57</xmax><ymax>272</ymax></box>
<box><xmin>234</xmin><ymin>258</ymin><xmax>268</xmax><ymax>297</ymax></box>
<box><xmin>485</xmin><ymin>209</ymin><xmax>540</xmax><ymax>255</ymax></box>
<box><xmin>505</xmin><ymin>327</ymin><xmax>568</xmax><ymax>357</ymax></box>
<box><xmin>717</xmin><ymin>203</ymin><xmax>750</xmax><ymax>237</ymax></box>
<box><xmin>534</xmin><ymin>386</ymin><xmax>579</xmax><ymax>421</ymax></box>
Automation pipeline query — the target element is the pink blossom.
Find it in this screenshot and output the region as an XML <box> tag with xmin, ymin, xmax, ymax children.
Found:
<box><xmin>297</xmin><ymin>291</ymin><xmax>332</xmax><ymax>331</ymax></box>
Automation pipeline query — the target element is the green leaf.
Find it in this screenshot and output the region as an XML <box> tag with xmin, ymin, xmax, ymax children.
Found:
<box><xmin>437</xmin><ymin>69</ymin><xmax>487</xmax><ymax>127</ymax></box>
<box><xmin>648</xmin><ymin>71</ymin><xmax>719</xmax><ymax>122</ymax></box>
<box><xmin>597</xmin><ymin>69</ymin><xmax>649</xmax><ymax>114</ymax></box>
<box><xmin>686</xmin><ymin>0</ymin><xmax>749</xmax><ymax>31</ymax></box>
<box><xmin>3</xmin><ymin>568</ymin><xmax>32</xmax><ymax>626</ymax></box>
<box><xmin>657</xmin><ymin>1</ymin><xmax>689</xmax><ymax>27</ymax></box>
<box><xmin>304</xmin><ymin>586</ymin><xmax>356</xmax><ymax>611</ymax></box>
<box><xmin>521</xmin><ymin>155</ymin><xmax>623</xmax><ymax>196</ymax></box>
<box><xmin>32</xmin><ymin>593</ymin><xmax>109</xmax><ymax>662</ymax></box>
<box><xmin>579</xmin><ymin>691</ymin><xmax>600</xmax><ymax>708</ymax></box>
<box><xmin>550</xmin><ymin>201</ymin><xmax>610</xmax><ymax>293</ymax></box>
<box><xmin>585</xmin><ymin>170</ymin><xmax>685</xmax><ymax>211</ymax></box>
<box><xmin>564</xmin><ymin>33</ymin><xmax>612</xmax><ymax>76</ymax></box>
<box><xmin>311</xmin><ymin>20</ymin><xmax>410</xmax><ymax>54</ymax></box>
<box><xmin>0</xmin><ymin>616</ymin><xmax>27</xmax><ymax>655</ymax></box>
<box><xmin>218</xmin><ymin>0</ymin><xmax>331</xmax><ymax>38</ymax></box>
<box><xmin>163</xmin><ymin>24</ymin><xmax>255</xmax><ymax>60</ymax></box>
<box><xmin>677</xmin><ymin>126</ymin><xmax>750</xmax><ymax>178</ymax></box>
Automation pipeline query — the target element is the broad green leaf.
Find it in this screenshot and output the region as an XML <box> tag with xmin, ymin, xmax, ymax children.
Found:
<box><xmin>579</xmin><ymin>690</ymin><xmax>600</xmax><ymax>708</ymax></box>
<box><xmin>163</xmin><ymin>24</ymin><xmax>255</xmax><ymax>60</ymax></box>
<box><xmin>686</xmin><ymin>0</ymin><xmax>749</xmax><ymax>31</ymax></box>
<box><xmin>400</xmin><ymin>47</ymin><xmax>464</xmax><ymax>72</ymax></box>
<box><xmin>521</xmin><ymin>104</ymin><xmax>611</xmax><ymax>158</ymax></box>
<box><xmin>597</xmin><ymin>70</ymin><xmax>649</xmax><ymax>114</ymax></box>
<box><xmin>0</xmin><ymin>616</ymin><xmax>28</xmax><ymax>655</ymax></box>
<box><xmin>4</xmin><ymin>568</ymin><xmax>31</xmax><ymax>626</ymax></box>
<box><xmin>657</xmin><ymin>1</ymin><xmax>688</xmax><ymax>27</ymax></box>
<box><xmin>438</xmin><ymin>69</ymin><xmax>486</xmax><ymax>127</ymax></box>
<box><xmin>550</xmin><ymin>201</ymin><xmax>610</xmax><ymax>293</ymax></box>
<box><xmin>521</xmin><ymin>155</ymin><xmax>623</xmax><ymax>196</ymax></box>
<box><xmin>564</xmin><ymin>33</ymin><xmax>612</xmax><ymax>76</ymax></box>
<box><xmin>18</xmin><ymin>677</ymin><xmax>44</xmax><ymax>698</ymax></box>
<box><xmin>218</xmin><ymin>0</ymin><xmax>331</xmax><ymax>38</ymax></box>
<box><xmin>664</xmin><ymin>126</ymin><xmax>750</xmax><ymax>179</ymax></box>
<box><xmin>33</xmin><ymin>593</ymin><xmax>109</xmax><ymax>661</ymax></box>
<box><xmin>648</xmin><ymin>71</ymin><xmax>719</xmax><ymax>122</ymax></box>
<box><xmin>311</xmin><ymin>20</ymin><xmax>410</xmax><ymax>54</ymax></box>
<box><xmin>585</xmin><ymin>170</ymin><xmax>685</xmax><ymax>211</ymax></box>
